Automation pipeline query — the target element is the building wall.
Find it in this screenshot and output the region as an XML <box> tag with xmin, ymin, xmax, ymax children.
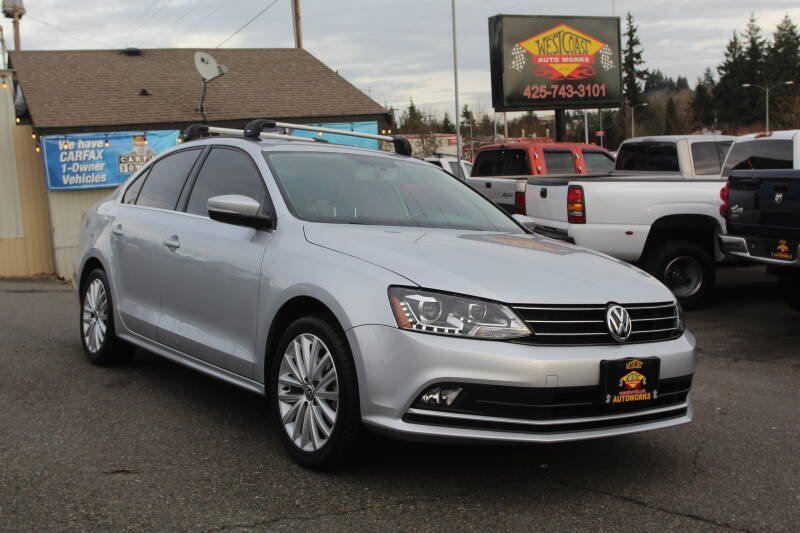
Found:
<box><xmin>0</xmin><ymin>123</ymin><xmax>55</xmax><ymax>277</ymax></box>
<box><xmin>0</xmin><ymin>80</ymin><xmax>23</xmax><ymax>239</ymax></box>
<box><xmin>47</xmin><ymin>188</ymin><xmax>112</xmax><ymax>280</ymax></box>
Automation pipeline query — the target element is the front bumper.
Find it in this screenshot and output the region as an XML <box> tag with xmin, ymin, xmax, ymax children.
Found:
<box><xmin>719</xmin><ymin>235</ymin><xmax>800</xmax><ymax>268</ymax></box>
<box><xmin>347</xmin><ymin>325</ymin><xmax>695</xmax><ymax>443</ymax></box>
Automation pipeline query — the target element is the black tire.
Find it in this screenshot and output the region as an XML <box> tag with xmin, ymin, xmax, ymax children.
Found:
<box><xmin>778</xmin><ymin>272</ymin><xmax>800</xmax><ymax>312</ymax></box>
<box><xmin>79</xmin><ymin>268</ymin><xmax>135</xmax><ymax>365</ymax></box>
<box><xmin>643</xmin><ymin>240</ymin><xmax>716</xmax><ymax>309</ymax></box>
<box><xmin>269</xmin><ymin>314</ymin><xmax>361</xmax><ymax>470</ymax></box>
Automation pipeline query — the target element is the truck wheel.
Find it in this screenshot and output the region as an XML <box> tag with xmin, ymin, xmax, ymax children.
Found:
<box><xmin>644</xmin><ymin>240</ymin><xmax>715</xmax><ymax>309</ymax></box>
<box><xmin>778</xmin><ymin>273</ymin><xmax>800</xmax><ymax>312</ymax></box>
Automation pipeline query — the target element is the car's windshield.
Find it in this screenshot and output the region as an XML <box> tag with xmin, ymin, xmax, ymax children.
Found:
<box><xmin>265</xmin><ymin>151</ymin><xmax>523</xmax><ymax>233</ymax></box>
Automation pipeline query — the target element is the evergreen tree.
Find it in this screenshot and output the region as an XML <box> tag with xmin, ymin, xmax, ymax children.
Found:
<box><xmin>741</xmin><ymin>14</ymin><xmax>768</xmax><ymax>124</ymax></box>
<box><xmin>622</xmin><ymin>12</ymin><xmax>648</xmax><ymax>106</ymax></box>
<box><xmin>399</xmin><ymin>98</ymin><xmax>425</xmax><ymax>133</ymax></box>
<box><xmin>644</xmin><ymin>69</ymin><xmax>675</xmax><ymax>93</ymax></box>
<box><xmin>676</xmin><ymin>76</ymin><xmax>690</xmax><ymax>91</ymax></box>
<box><xmin>765</xmin><ymin>15</ymin><xmax>800</xmax><ymax>128</ymax></box>
<box><xmin>715</xmin><ymin>31</ymin><xmax>749</xmax><ymax>125</ymax></box>
<box><xmin>690</xmin><ymin>79</ymin><xmax>715</xmax><ymax>129</ymax></box>
<box><xmin>664</xmin><ymin>97</ymin><xmax>679</xmax><ymax>133</ymax></box>
<box><xmin>440</xmin><ymin>112</ymin><xmax>455</xmax><ymax>134</ymax></box>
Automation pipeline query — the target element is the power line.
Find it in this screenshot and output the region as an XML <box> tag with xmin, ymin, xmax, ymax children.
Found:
<box><xmin>148</xmin><ymin>0</ymin><xmax>211</xmax><ymax>43</ymax></box>
<box><xmin>25</xmin><ymin>14</ymin><xmax>112</xmax><ymax>47</ymax></box>
<box><xmin>215</xmin><ymin>0</ymin><xmax>282</xmax><ymax>48</ymax></box>
<box><xmin>110</xmin><ymin>0</ymin><xmax>169</xmax><ymax>48</ymax></box>
<box><xmin>183</xmin><ymin>0</ymin><xmax>233</xmax><ymax>34</ymax></box>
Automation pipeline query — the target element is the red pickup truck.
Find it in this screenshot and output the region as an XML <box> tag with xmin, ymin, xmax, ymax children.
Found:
<box><xmin>466</xmin><ymin>139</ymin><xmax>615</xmax><ymax>213</ymax></box>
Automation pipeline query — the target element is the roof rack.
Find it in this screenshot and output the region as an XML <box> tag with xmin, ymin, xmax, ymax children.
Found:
<box><xmin>182</xmin><ymin>119</ymin><xmax>413</xmax><ymax>156</ymax></box>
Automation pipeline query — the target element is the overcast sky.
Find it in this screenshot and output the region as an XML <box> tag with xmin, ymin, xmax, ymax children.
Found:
<box><xmin>2</xmin><ymin>0</ymin><xmax>799</xmax><ymax>118</ymax></box>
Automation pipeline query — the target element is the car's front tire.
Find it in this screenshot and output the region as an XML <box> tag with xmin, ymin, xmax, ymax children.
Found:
<box><xmin>79</xmin><ymin>268</ymin><xmax>135</xmax><ymax>365</ymax></box>
<box><xmin>270</xmin><ymin>314</ymin><xmax>361</xmax><ymax>470</ymax></box>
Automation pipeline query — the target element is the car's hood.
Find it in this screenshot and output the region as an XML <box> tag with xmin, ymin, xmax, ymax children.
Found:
<box><xmin>303</xmin><ymin>224</ymin><xmax>673</xmax><ymax>305</ymax></box>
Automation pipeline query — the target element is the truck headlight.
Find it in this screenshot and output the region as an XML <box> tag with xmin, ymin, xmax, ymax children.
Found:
<box><xmin>675</xmin><ymin>301</ymin><xmax>685</xmax><ymax>333</ymax></box>
<box><xmin>389</xmin><ymin>287</ymin><xmax>531</xmax><ymax>339</ymax></box>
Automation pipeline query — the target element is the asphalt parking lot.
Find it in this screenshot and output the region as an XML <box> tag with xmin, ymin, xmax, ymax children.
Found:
<box><xmin>1</xmin><ymin>267</ymin><xmax>798</xmax><ymax>532</ymax></box>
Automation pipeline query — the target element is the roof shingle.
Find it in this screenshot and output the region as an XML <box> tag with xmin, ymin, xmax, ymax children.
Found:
<box><xmin>9</xmin><ymin>48</ymin><xmax>386</xmax><ymax>129</ymax></box>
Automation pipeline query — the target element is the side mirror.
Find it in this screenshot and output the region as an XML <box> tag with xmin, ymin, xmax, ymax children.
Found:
<box><xmin>207</xmin><ymin>195</ymin><xmax>273</xmax><ymax>230</ymax></box>
<box><xmin>512</xmin><ymin>213</ymin><xmax>536</xmax><ymax>230</ymax></box>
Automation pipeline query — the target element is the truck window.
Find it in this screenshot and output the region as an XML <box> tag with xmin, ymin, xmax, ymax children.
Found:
<box><xmin>472</xmin><ymin>149</ymin><xmax>530</xmax><ymax>176</ymax></box>
<box><xmin>722</xmin><ymin>139</ymin><xmax>794</xmax><ymax>176</ymax></box>
<box><xmin>691</xmin><ymin>141</ymin><xmax>728</xmax><ymax>175</ymax></box>
<box><xmin>543</xmin><ymin>150</ymin><xmax>575</xmax><ymax>175</ymax></box>
<box><xmin>615</xmin><ymin>142</ymin><xmax>679</xmax><ymax>172</ymax></box>
<box><xmin>582</xmin><ymin>151</ymin><xmax>615</xmax><ymax>173</ymax></box>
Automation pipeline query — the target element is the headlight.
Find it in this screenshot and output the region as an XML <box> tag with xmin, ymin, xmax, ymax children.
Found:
<box><xmin>675</xmin><ymin>301</ymin><xmax>685</xmax><ymax>333</ymax></box>
<box><xmin>388</xmin><ymin>287</ymin><xmax>531</xmax><ymax>339</ymax></box>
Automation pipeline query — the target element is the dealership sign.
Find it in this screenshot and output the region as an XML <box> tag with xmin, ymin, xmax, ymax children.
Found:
<box><xmin>489</xmin><ymin>15</ymin><xmax>622</xmax><ymax>111</ymax></box>
<box><xmin>41</xmin><ymin>130</ymin><xmax>179</xmax><ymax>190</ymax></box>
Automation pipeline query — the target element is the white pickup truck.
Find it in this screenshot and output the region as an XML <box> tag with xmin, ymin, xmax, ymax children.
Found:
<box><xmin>477</xmin><ymin>135</ymin><xmax>735</xmax><ymax>307</ymax></box>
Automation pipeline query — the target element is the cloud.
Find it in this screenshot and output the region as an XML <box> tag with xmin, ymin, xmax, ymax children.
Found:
<box><xmin>2</xmin><ymin>0</ymin><xmax>798</xmax><ymax>118</ymax></box>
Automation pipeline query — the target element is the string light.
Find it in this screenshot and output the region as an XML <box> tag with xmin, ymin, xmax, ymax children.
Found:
<box><xmin>104</xmin><ymin>135</ymin><xmax>110</xmax><ymax>148</ymax></box>
<box><xmin>15</xmin><ymin>117</ymin><xmax>20</xmax><ymax>124</ymax></box>
<box><xmin>31</xmin><ymin>132</ymin><xmax>37</xmax><ymax>140</ymax></box>
<box><xmin>1</xmin><ymin>78</ymin><xmax>7</xmax><ymax>90</ymax></box>
<box><xmin>62</xmin><ymin>139</ymin><xmax>69</xmax><ymax>150</ymax></box>
<box><xmin>35</xmin><ymin>144</ymin><xmax>41</xmax><ymax>153</ymax></box>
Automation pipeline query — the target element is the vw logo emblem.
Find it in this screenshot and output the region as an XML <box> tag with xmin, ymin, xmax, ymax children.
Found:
<box><xmin>775</xmin><ymin>192</ymin><xmax>784</xmax><ymax>205</ymax></box>
<box><xmin>606</xmin><ymin>304</ymin><xmax>632</xmax><ymax>342</ymax></box>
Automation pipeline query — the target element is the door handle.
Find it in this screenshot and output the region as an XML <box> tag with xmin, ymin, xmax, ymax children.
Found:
<box><xmin>111</xmin><ymin>224</ymin><xmax>123</xmax><ymax>237</ymax></box>
<box><xmin>540</xmin><ymin>188</ymin><xmax>547</xmax><ymax>198</ymax></box>
<box><xmin>164</xmin><ymin>236</ymin><xmax>180</xmax><ymax>250</ymax></box>
<box><xmin>485</xmin><ymin>182</ymin><xmax>492</xmax><ymax>188</ymax></box>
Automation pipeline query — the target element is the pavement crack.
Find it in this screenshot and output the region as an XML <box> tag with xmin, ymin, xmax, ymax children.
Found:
<box><xmin>545</xmin><ymin>477</ymin><xmax>752</xmax><ymax>532</ymax></box>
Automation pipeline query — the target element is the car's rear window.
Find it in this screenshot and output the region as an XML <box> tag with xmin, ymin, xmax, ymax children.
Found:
<box><xmin>615</xmin><ymin>142</ymin><xmax>679</xmax><ymax>172</ymax></box>
<box><xmin>543</xmin><ymin>150</ymin><xmax>575</xmax><ymax>175</ymax></box>
<box><xmin>472</xmin><ymin>149</ymin><xmax>530</xmax><ymax>176</ymax></box>
<box><xmin>722</xmin><ymin>139</ymin><xmax>794</xmax><ymax>176</ymax></box>
<box><xmin>265</xmin><ymin>151</ymin><xmax>523</xmax><ymax>233</ymax></box>
<box><xmin>582</xmin><ymin>150</ymin><xmax>615</xmax><ymax>173</ymax></box>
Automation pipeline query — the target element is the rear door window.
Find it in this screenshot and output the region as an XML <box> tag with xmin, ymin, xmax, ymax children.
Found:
<box><xmin>722</xmin><ymin>139</ymin><xmax>794</xmax><ymax>176</ymax></box>
<box><xmin>472</xmin><ymin>149</ymin><xmax>530</xmax><ymax>176</ymax></box>
<box><xmin>691</xmin><ymin>141</ymin><xmax>727</xmax><ymax>175</ymax></box>
<box><xmin>122</xmin><ymin>169</ymin><xmax>148</xmax><ymax>204</ymax></box>
<box><xmin>136</xmin><ymin>149</ymin><xmax>201</xmax><ymax>210</ymax></box>
<box><xmin>582</xmin><ymin>151</ymin><xmax>615</xmax><ymax>173</ymax></box>
<box><xmin>185</xmin><ymin>147</ymin><xmax>267</xmax><ymax>216</ymax></box>
<box><xmin>543</xmin><ymin>150</ymin><xmax>575</xmax><ymax>175</ymax></box>
<box><xmin>615</xmin><ymin>142</ymin><xmax>679</xmax><ymax>172</ymax></box>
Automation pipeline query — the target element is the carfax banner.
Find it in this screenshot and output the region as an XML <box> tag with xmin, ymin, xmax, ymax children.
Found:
<box><xmin>41</xmin><ymin>130</ymin><xmax>179</xmax><ymax>190</ymax></box>
<box><xmin>489</xmin><ymin>15</ymin><xmax>623</xmax><ymax>111</ymax></box>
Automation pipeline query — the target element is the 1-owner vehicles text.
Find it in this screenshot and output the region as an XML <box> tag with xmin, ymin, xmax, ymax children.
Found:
<box><xmin>76</xmin><ymin>121</ymin><xmax>695</xmax><ymax>469</ymax></box>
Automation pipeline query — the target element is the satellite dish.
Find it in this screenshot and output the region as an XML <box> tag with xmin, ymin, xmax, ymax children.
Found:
<box><xmin>194</xmin><ymin>51</ymin><xmax>229</xmax><ymax>83</ymax></box>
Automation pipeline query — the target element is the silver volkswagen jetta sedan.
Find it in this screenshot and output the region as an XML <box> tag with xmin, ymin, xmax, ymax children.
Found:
<box><xmin>76</xmin><ymin>127</ymin><xmax>695</xmax><ymax>468</ymax></box>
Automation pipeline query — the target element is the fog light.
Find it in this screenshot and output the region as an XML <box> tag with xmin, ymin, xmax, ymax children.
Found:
<box><xmin>420</xmin><ymin>386</ymin><xmax>462</xmax><ymax>407</ymax></box>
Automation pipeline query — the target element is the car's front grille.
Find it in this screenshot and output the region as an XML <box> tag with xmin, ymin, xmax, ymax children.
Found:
<box><xmin>511</xmin><ymin>302</ymin><xmax>681</xmax><ymax>346</ymax></box>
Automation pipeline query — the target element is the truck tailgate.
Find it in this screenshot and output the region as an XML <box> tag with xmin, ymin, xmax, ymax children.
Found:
<box><xmin>465</xmin><ymin>176</ymin><xmax>525</xmax><ymax>214</ymax></box>
<box><xmin>728</xmin><ymin>170</ymin><xmax>800</xmax><ymax>239</ymax></box>
<box><xmin>526</xmin><ymin>178</ymin><xmax>570</xmax><ymax>225</ymax></box>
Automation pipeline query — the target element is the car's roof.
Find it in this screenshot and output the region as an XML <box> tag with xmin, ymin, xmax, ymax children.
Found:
<box><xmin>732</xmin><ymin>130</ymin><xmax>800</xmax><ymax>142</ymax></box>
<box><xmin>181</xmin><ymin>135</ymin><xmax>417</xmax><ymax>162</ymax></box>
<box><xmin>477</xmin><ymin>141</ymin><xmax>607</xmax><ymax>152</ymax></box>
<box><xmin>621</xmin><ymin>134</ymin><xmax>735</xmax><ymax>143</ymax></box>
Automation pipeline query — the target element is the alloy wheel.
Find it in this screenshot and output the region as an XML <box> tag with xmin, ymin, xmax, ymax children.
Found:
<box><xmin>277</xmin><ymin>333</ymin><xmax>339</xmax><ymax>452</ymax></box>
<box><xmin>82</xmin><ymin>279</ymin><xmax>108</xmax><ymax>353</ymax></box>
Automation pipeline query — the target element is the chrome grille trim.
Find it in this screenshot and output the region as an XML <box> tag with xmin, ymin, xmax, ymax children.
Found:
<box><xmin>511</xmin><ymin>301</ymin><xmax>681</xmax><ymax>346</ymax></box>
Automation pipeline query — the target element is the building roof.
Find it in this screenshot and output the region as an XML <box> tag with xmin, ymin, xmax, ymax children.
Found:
<box><xmin>9</xmin><ymin>48</ymin><xmax>386</xmax><ymax>130</ymax></box>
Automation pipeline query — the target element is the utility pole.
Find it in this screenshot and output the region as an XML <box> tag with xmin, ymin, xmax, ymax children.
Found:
<box><xmin>291</xmin><ymin>0</ymin><xmax>302</xmax><ymax>48</ymax></box>
<box><xmin>583</xmin><ymin>110</ymin><xmax>589</xmax><ymax>143</ymax></box>
<box><xmin>451</xmin><ymin>0</ymin><xmax>462</xmax><ymax>166</ymax></box>
<box><xmin>2</xmin><ymin>0</ymin><xmax>26</xmax><ymax>50</ymax></box>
